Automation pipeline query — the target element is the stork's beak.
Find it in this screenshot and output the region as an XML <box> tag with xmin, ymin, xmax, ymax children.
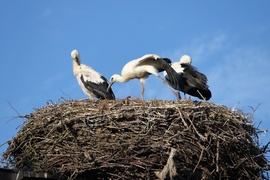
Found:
<box><xmin>75</xmin><ymin>57</ymin><xmax>80</xmax><ymax>65</ymax></box>
<box><xmin>107</xmin><ymin>81</ymin><xmax>114</xmax><ymax>92</ymax></box>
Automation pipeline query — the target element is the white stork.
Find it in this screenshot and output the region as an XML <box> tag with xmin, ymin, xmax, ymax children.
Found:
<box><xmin>164</xmin><ymin>55</ymin><xmax>212</xmax><ymax>100</ymax></box>
<box><xmin>71</xmin><ymin>49</ymin><xmax>115</xmax><ymax>100</ymax></box>
<box><xmin>107</xmin><ymin>54</ymin><xmax>180</xmax><ymax>100</ymax></box>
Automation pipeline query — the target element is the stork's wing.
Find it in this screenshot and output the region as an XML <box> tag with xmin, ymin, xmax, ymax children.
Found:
<box><xmin>137</xmin><ymin>54</ymin><xmax>171</xmax><ymax>72</ymax></box>
<box><xmin>80</xmin><ymin>74</ymin><xmax>115</xmax><ymax>100</ymax></box>
<box><xmin>156</xmin><ymin>58</ymin><xmax>182</xmax><ymax>90</ymax></box>
<box><xmin>181</xmin><ymin>64</ymin><xmax>209</xmax><ymax>90</ymax></box>
<box><xmin>79</xmin><ymin>64</ymin><xmax>115</xmax><ymax>100</ymax></box>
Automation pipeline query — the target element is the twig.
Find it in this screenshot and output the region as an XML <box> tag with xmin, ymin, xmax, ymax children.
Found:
<box><xmin>192</xmin><ymin>147</ymin><xmax>204</xmax><ymax>173</ymax></box>
<box><xmin>7</xmin><ymin>100</ymin><xmax>21</xmax><ymax>117</ymax></box>
<box><xmin>177</xmin><ymin>108</ymin><xmax>188</xmax><ymax>128</ymax></box>
<box><xmin>197</xmin><ymin>90</ymin><xmax>206</xmax><ymax>101</ymax></box>
<box><xmin>216</xmin><ymin>139</ymin><xmax>219</xmax><ymax>172</ymax></box>
<box><xmin>59</xmin><ymin>88</ymin><xmax>72</xmax><ymax>99</ymax></box>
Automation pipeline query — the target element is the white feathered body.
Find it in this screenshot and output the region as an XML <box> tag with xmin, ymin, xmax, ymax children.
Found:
<box><xmin>71</xmin><ymin>50</ymin><xmax>115</xmax><ymax>100</ymax></box>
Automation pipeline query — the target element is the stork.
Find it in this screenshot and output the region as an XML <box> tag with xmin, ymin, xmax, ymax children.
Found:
<box><xmin>107</xmin><ymin>54</ymin><xmax>180</xmax><ymax>100</ymax></box>
<box><xmin>71</xmin><ymin>49</ymin><xmax>115</xmax><ymax>100</ymax></box>
<box><xmin>164</xmin><ymin>55</ymin><xmax>212</xmax><ymax>100</ymax></box>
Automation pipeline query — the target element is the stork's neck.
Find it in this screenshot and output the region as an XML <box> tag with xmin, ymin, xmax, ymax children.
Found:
<box><xmin>113</xmin><ymin>74</ymin><xmax>129</xmax><ymax>83</ymax></box>
<box><xmin>73</xmin><ymin>61</ymin><xmax>80</xmax><ymax>76</ymax></box>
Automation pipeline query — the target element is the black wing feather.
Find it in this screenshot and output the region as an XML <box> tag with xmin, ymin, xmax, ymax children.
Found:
<box><xmin>181</xmin><ymin>64</ymin><xmax>208</xmax><ymax>85</ymax></box>
<box><xmin>181</xmin><ymin>64</ymin><xmax>211</xmax><ymax>100</ymax></box>
<box><xmin>156</xmin><ymin>58</ymin><xmax>182</xmax><ymax>90</ymax></box>
<box><xmin>80</xmin><ymin>75</ymin><xmax>115</xmax><ymax>100</ymax></box>
<box><xmin>163</xmin><ymin>62</ymin><xmax>212</xmax><ymax>100</ymax></box>
<box><xmin>181</xmin><ymin>64</ymin><xmax>208</xmax><ymax>90</ymax></box>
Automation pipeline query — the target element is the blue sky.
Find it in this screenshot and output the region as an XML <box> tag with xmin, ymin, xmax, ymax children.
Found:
<box><xmin>1</xmin><ymin>1</ymin><xmax>270</xmax><ymax>164</ymax></box>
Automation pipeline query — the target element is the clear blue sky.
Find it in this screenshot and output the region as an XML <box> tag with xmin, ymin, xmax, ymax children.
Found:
<box><xmin>1</xmin><ymin>1</ymin><xmax>270</xmax><ymax>164</ymax></box>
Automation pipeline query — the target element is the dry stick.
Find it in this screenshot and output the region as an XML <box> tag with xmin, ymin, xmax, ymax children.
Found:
<box><xmin>216</xmin><ymin>139</ymin><xmax>219</xmax><ymax>172</ymax></box>
<box><xmin>177</xmin><ymin>108</ymin><xmax>188</xmax><ymax>128</ymax></box>
<box><xmin>155</xmin><ymin>147</ymin><xmax>177</xmax><ymax>179</ymax></box>
<box><xmin>59</xmin><ymin>88</ymin><xmax>72</xmax><ymax>99</ymax></box>
<box><xmin>186</xmin><ymin>116</ymin><xmax>207</xmax><ymax>141</ymax></box>
<box><xmin>7</xmin><ymin>100</ymin><xmax>22</xmax><ymax>117</ymax></box>
<box><xmin>6</xmin><ymin>100</ymin><xmax>28</xmax><ymax>125</ymax></box>
<box><xmin>192</xmin><ymin>147</ymin><xmax>204</xmax><ymax>173</ymax></box>
<box><xmin>197</xmin><ymin>90</ymin><xmax>206</xmax><ymax>101</ymax></box>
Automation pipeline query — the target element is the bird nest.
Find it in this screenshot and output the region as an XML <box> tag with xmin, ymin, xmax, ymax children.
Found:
<box><xmin>1</xmin><ymin>99</ymin><xmax>269</xmax><ymax>179</ymax></box>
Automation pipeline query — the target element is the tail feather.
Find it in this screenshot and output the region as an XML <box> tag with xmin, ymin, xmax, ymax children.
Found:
<box><xmin>186</xmin><ymin>88</ymin><xmax>212</xmax><ymax>100</ymax></box>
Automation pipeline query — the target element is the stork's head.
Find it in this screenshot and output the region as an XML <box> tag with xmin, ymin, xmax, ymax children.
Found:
<box><xmin>107</xmin><ymin>74</ymin><xmax>126</xmax><ymax>92</ymax></box>
<box><xmin>179</xmin><ymin>55</ymin><xmax>192</xmax><ymax>64</ymax></box>
<box><xmin>107</xmin><ymin>75</ymin><xmax>117</xmax><ymax>92</ymax></box>
<box><xmin>71</xmin><ymin>49</ymin><xmax>81</xmax><ymax>65</ymax></box>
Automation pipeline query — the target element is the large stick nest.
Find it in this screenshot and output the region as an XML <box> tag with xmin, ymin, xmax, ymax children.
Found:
<box><xmin>1</xmin><ymin>99</ymin><xmax>269</xmax><ymax>179</ymax></box>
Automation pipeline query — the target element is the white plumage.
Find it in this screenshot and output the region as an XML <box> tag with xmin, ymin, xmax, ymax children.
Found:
<box><xmin>107</xmin><ymin>54</ymin><xmax>179</xmax><ymax>100</ymax></box>
<box><xmin>71</xmin><ymin>50</ymin><xmax>115</xmax><ymax>100</ymax></box>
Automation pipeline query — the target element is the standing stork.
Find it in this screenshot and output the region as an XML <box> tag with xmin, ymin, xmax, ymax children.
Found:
<box><xmin>164</xmin><ymin>55</ymin><xmax>212</xmax><ymax>100</ymax></box>
<box><xmin>107</xmin><ymin>54</ymin><xmax>180</xmax><ymax>100</ymax></box>
<box><xmin>71</xmin><ymin>49</ymin><xmax>115</xmax><ymax>100</ymax></box>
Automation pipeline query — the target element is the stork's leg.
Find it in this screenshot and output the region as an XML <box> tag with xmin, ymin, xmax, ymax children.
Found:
<box><xmin>177</xmin><ymin>92</ymin><xmax>181</xmax><ymax>100</ymax></box>
<box><xmin>157</xmin><ymin>76</ymin><xmax>180</xmax><ymax>100</ymax></box>
<box><xmin>140</xmin><ymin>81</ymin><xmax>145</xmax><ymax>100</ymax></box>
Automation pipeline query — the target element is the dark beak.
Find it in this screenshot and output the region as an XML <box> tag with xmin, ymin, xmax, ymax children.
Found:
<box><xmin>107</xmin><ymin>81</ymin><xmax>113</xmax><ymax>92</ymax></box>
<box><xmin>75</xmin><ymin>57</ymin><xmax>80</xmax><ymax>65</ymax></box>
